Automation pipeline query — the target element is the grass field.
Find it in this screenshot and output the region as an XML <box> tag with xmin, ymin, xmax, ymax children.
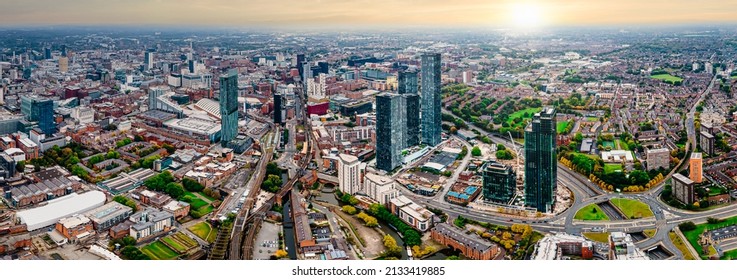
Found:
<box><xmin>574</xmin><ymin>204</ymin><xmax>610</xmax><ymax>221</ymax></box>
<box><xmin>188</xmin><ymin>222</ymin><xmax>218</xmax><ymax>243</ymax></box>
<box><xmin>708</xmin><ymin>186</ymin><xmax>726</xmax><ymax>196</ymax></box>
<box><xmin>651</xmin><ymin>74</ymin><xmax>683</xmax><ymax>83</ymax></box>
<box><xmin>197</xmin><ymin>192</ymin><xmax>215</xmax><ymax>202</ymax></box>
<box><xmin>161</xmin><ymin>236</ymin><xmax>188</xmax><ymax>252</ymax></box>
<box><xmin>610</xmin><ymin>198</ymin><xmax>653</xmax><ymax>218</ymax></box>
<box><xmin>615</xmin><ymin>139</ymin><xmax>629</xmax><ymax>150</ymax></box>
<box><xmin>141</xmin><ymin>241</ymin><xmax>179</xmax><ymax>260</ymax></box>
<box><xmin>721</xmin><ymin>250</ymin><xmax>737</xmax><ymax>260</ymax></box>
<box><xmin>583</xmin><ymin>232</ymin><xmax>611</xmax><ymax>243</ymax></box>
<box><xmin>586</xmin><ymin>117</ymin><xmax>598</xmax><ymax>122</ymax></box>
<box><xmin>682</xmin><ymin>215</ymin><xmax>737</xmax><ymax>259</ymax></box>
<box><xmin>604</xmin><ymin>163</ymin><xmax>622</xmax><ymax>174</ymax></box>
<box><xmin>669</xmin><ymin>232</ymin><xmax>696</xmax><ymax>260</ymax></box>
<box><xmin>556</xmin><ymin>121</ymin><xmax>571</xmax><ymax>134</ymax></box>
<box><xmin>506</xmin><ymin>108</ymin><xmax>542</xmax><ymax>128</ymax></box>
<box><xmin>643</xmin><ymin>229</ymin><xmax>657</xmax><ymax>238</ymax></box>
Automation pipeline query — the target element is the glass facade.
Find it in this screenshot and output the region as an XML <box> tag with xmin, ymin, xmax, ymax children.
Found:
<box><xmin>21</xmin><ymin>96</ymin><xmax>56</xmax><ymax>135</ymax></box>
<box><xmin>398</xmin><ymin>70</ymin><xmax>420</xmax><ymax>148</ymax></box>
<box><xmin>421</xmin><ymin>53</ymin><xmax>441</xmax><ymax>146</ymax></box>
<box><xmin>376</xmin><ymin>93</ymin><xmax>405</xmax><ymax>172</ymax></box>
<box><xmin>524</xmin><ymin>107</ymin><xmax>557</xmax><ymax>212</ymax></box>
<box><xmin>482</xmin><ymin>161</ymin><xmax>516</xmax><ymax>204</ymax></box>
<box><xmin>219</xmin><ymin>69</ymin><xmax>239</xmax><ymax>143</ymax></box>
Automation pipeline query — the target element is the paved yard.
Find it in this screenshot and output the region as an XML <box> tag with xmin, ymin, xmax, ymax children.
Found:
<box><xmin>253</xmin><ymin>221</ymin><xmax>280</xmax><ymax>260</ymax></box>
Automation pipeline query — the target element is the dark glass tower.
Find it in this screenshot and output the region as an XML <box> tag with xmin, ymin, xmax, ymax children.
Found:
<box><xmin>524</xmin><ymin>107</ymin><xmax>557</xmax><ymax>213</ymax></box>
<box><xmin>376</xmin><ymin>93</ymin><xmax>405</xmax><ymax>172</ymax></box>
<box><xmin>21</xmin><ymin>96</ymin><xmax>55</xmax><ymax>135</ymax></box>
<box><xmin>398</xmin><ymin>70</ymin><xmax>420</xmax><ymax>148</ymax></box>
<box><xmin>421</xmin><ymin>53</ymin><xmax>441</xmax><ymax>146</ymax></box>
<box><xmin>219</xmin><ymin>69</ymin><xmax>239</xmax><ymax>143</ymax></box>
<box><xmin>482</xmin><ymin>161</ymin><xmax>516</xmax><ymax>204</ymax></box>
<box><xmin>273</xmin><ymin>93</ymin><xmax>283</xmax><ymax>125</ymax></box>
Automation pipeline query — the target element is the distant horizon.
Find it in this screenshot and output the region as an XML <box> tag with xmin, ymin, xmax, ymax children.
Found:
<box><xmin>1</xmin><ymin>0</ymin><xmax>737</xmax><ymax>29</ymax></box>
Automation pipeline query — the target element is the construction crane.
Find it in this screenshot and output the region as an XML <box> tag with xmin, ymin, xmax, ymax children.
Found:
<box><xmin>508</xmin><ymin>131</ymin><xmax>523</xmax><ymax>181</ymax></box>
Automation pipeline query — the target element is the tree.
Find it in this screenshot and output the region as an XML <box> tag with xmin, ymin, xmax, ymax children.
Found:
<box><xmin>15</xmin><ymin>161</ymin><xmax>25</xmax><ymax>173</ymax></box>
<box><xmin>471</xmin><ymin>146</ymin><xmax>482</xmax><ymax>157</ymax></box>
<box><xmin>274</xmin><ymin>250</ymin><xmax>288</xmax><ymax>259</ymax></box>
<box><xmin>182</xmin><ymin>177</ymin><xmax>205</xmax><ymax>192</ymax></box>
<box><xmin>342</xmin><ymin>205</ymin><xmax>358</xmax><ymax>215</ymax></box>
<box><xmin>678</xmin><ymin>221</ymin><xmax>696</xmax><ymax>231</ymax></box>
<box><xmin>496</xmin><ymin>150</ymin><xmax>513</xmax><ymax>160</ymax></box>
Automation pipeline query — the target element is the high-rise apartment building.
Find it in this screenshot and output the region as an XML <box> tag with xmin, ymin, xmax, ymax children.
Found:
<box><xmin>421</xmin><ymin>53</ymin><xmax>442</xmax><ymax>146</ymax></box>
<box><xmin>376</xmin><ymin>93</ymin><xmax>405</xmax><ymax>172</ymax></box>
<box><xmin>690</xmin><ymin>152</ymin><xmax>702</xmax><ymax>183</ymax></box>
<box><xmin>219</xmin><ymin>69</ymin><xmax>239</xmax><ymax>143</ymax></box>
<box><xmin>338</xmin><ymin>153</ymin><xmax>362</xmax><ymax>195</ymax></box>
<box><xmin>398</xmin><ymin>70</ymin><xmax>420</xmax><ymax>148</ymax></box>
<box><xmin>524</xmin><ymin>107</ymin><xmax>557</xmax><ymax>213</ymax></box>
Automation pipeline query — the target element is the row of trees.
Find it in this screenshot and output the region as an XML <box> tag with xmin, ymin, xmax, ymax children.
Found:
<box><xmin>143</xmin><ymin>171</ymin><xmax>184</xmax><ymax>199</ymax></box>
<box><xmin>356</xmin><ymin>212</ymin><xmax>378</xmax><ymax>227</ymax></box>
<box><xmin>367</xmin><ymin>204</ymin><xmax>421</xmax><ymax>247</ymax></box>
<box><xmin>113</xmin><ymin>196</ymin><xmax>138</xmax><ymax>212</ymax></box>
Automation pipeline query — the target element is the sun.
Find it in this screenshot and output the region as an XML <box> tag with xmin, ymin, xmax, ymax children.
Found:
<box><xmin>509</xmin><ymin>2</ymin><xmax>545</xmax><ymax>29</ymax></box>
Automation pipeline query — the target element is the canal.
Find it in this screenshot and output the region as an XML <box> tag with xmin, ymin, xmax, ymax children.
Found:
<box><xmin>281</xmin><ymin>197</ymin><xmax>298</xmax><ymax>260</ymax></box>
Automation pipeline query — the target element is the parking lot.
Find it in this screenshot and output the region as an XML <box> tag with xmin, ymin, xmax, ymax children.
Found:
<box><xmin>252</xmin><ymin>221</ymin><xmax>280</xmax><ymax>260</ymax></box>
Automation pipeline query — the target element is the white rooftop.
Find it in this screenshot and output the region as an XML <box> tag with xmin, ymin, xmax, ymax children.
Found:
<box><xmin>16</xmin><ymin>191</ymin><xmax>106</xmax><ymax>231</ymax></box>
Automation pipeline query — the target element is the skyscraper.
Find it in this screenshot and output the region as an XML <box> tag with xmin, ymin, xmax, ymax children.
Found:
<box><xmin>376</xmin><ymin>93</ymin><xmax>405</xmax><ymax>172</ymax></box>
<box><xmin>421</xmin><ymin>53</ymin><xmax>442</xmax><ymax>146</ymax></box>
<box><xmin>144</xmin><ymin>50</ymin><xmax>154</xmax><ymax>71</ymax></box>
<box><xmin>219</xmin><ymin>69</ymin><xmax>239</xmax><ymax>143</ymax></box>
<box><xmin>273</xmin><ymin>93</ymin><xmax>283</xmax><ymax>125</ymax></box>
<box><xmin>398</xmin><ymin>70</ymin><xmax>420</xmax><ymax>148</ymax></box>
<box><xmin>482</xmin><ymin>161</ymin><xmax>517</xmax><ymax>204</ymax></box>
<box><xmin>58</xmin><ymin>57</ymin><xmax>69</xmax><ymax>73</ymax></box>
<box><xmin>689</xmin><ymin>152</ymin><xmax>703</xmax><ymax>183</ymax></box>
<box><xmin>44</xmin><ymin>48</ymin><xmax>51</xmax><ymax>60</ymax></box>
<box><xmin>296</xmin><ymin>54</ymin><xmax>305</xmax><ymax>79</ymax></box>
<box><xmin>338</xmin><ymin>153</ymin><xmax>362</xmax><ymax>195</ymax></box>
<box><xmin>21</xmin><ymin>96</ymin><xmax>56</xmax><ymax>135</ymax></box>
<box><xmin>524</xmin><ymin>107</ymin><xmax>557</xmax><ymax>213</ymax></box>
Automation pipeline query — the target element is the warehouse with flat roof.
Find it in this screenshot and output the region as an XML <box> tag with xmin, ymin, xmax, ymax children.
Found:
<box><xmin>16</xmin><ymin>191</ymin><xmax>107</xmax><ymax>231</ymax></box>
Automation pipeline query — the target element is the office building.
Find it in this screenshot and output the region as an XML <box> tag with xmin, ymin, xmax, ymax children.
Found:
<box><xmin>296</xmin><ymin>54</ymin><xmax>305</xmax><ymax>79</ymax></box>
<box><xmin>129</xmin><ymin>208</ymin><xmax>175</xmax><ymax>241</ymax></box>
<box><xmin>690</xmin><ymin>152</ymin><xmax>703</xmax><ymax>183</ymax></box>
<box><xmin>44</xmin><ymin>48</ymin><xmax>52</xmax><ymax>60</ymax></box>
<box><xmin>338</xmin><ymin>153</ymin><xmax>361</xmax><ymax>195</ymax></box>
<box><xmin>144</xmin><ymin>50</ymin><xmax>154</xmax><ymax>71</ymax></box>
<box><xmin>84</xmin><ymin>201</ymin><xmax>134</xmax><ymax>230</ymax></box>
<box><xmin>646</xmin><ymin>147</ymin><xmax>670</xmax><ymax>171</ymax></box>
<box><xmin>482</xmin><ymin>161</ymin><xmax>517</xmax><ymax>204</ymax></box>
<box><xmin>524</xmin><ymin>107</ymin><xmax>557</xmax><ymax>213</ymax></box>
<box><xmin>364</xmin><ymin>173</ymin><xmax>400</xmax><ymax>205</ymax></box>
<box><xmin>431</xmin><ymin>223</ymin><xmax>499</xmax><ymax>260</ymax></box>
<box><xmin>59</xmin><ymin>56</ymin><xmax>69</xmax><ymax>73</ymax></box>
<box><xmin>672</xmin><ymin>173</ymin><xmax>695</xmax><ymax>206</ymax></box>
<box><xmin>20</xmin><ymin>96</ymin><xmax>56</xmax><ymax>135</ymax></box>
<box><xmin>148</xmin><ymin>87</ymin><xmax>183</xmax><ymax>117</ymax></box>
<box><xmin>421</xmin><ymin>53</ymin><xmax>442</xmax><ymax>146</ymax></box>
<box><xmin>398</xmin><ymin>70</ymin><xmax>420</xmax><ymax>148</ymax></box>
<box><xmin>376</xmin><ymin>93</ymin><xmax>405</xmax><ymax>172</ymax></box>
<box><xmin>219</xmin><ymin>69</ymin><xmax>239</xmax><ymax>144</ymax></box>
<box><xmin>608</xmin><ymin>232</ymin><xmax>649</xmax><ymax>260</ymax></box>
<box><xmin>700</xmin><ymin>131</ymin><xmax>715</xmax><ymax>155</ymax></box>
<box><xmin>274</xmin><ymin>94</ymin><xmax>283</xmax><ymax>124</ymax></box>
<box><xmin>389</xmin><ymin>195</ymin><xmax>434</xmax><ymax>232</ymax></box>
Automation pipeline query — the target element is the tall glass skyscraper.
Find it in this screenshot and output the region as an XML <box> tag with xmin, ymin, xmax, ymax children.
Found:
<box><xmin>398</xmin><ymin>70</ymin><xmax>420</xmax><ymax>148</ymax></box>
<box><xmin>482</xmin><ymin>161</ymin><xmax>517</xmax><ymax>204</ymax></box>
<box><xmin>376</xmin><ymin>93</ymin><xmax>405</xmax><ymax>172</ymax></box>
<box><xmin>21</xmin><ymin>96</ymin><xmax>55</xmax><ymax>135</ymax></box>
<box><xmin>219</xmin><ymin>69</ymin><xmax>239</xmax><ymax>144</ymax></box>
<box><xmin>421</xmin><ymin>53</ymin><xmax>441</xmax><ymax>146</ymax></box>
<box><xmin>524</xmin><ymin>107</ymin><xmax>557</xmax><ymax>213</ymax></box>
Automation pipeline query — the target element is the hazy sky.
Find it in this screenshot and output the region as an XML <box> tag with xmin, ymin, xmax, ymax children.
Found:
<box><xmin>1</xmin><ymin>0</ymin><xmax>736</xmax><ymax>28</ymax></box>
